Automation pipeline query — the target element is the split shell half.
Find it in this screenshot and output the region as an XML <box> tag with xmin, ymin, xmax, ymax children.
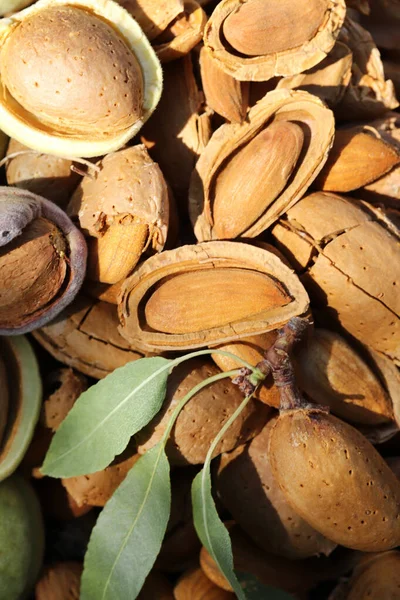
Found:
<box><xmin>0</xmin><ymin>0</ymin><xmax>162</xmax><ymax>157</ymax></box>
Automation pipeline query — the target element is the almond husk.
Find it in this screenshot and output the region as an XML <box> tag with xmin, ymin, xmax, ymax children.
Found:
<box><xmin>277</xmin><ymin>41</ymin><xmax>353</xmax><ymax>108</ymax></box>
<box><xmin>203</xmin><ymin>0</ymin><xmax>346</xmax><ymax>81</ymax></box>
<box><xmin>33</xmin><ymin>296</ymin><xmax>147</xmax><ymax>379</ymax></box>
<box><xmin>35</xmin><ymin>562</ymin><xmax>82</xmax><ymax>600</ymax></box>
<box><xmin>271</xmin><ymin>192</ymin><xmax>400</xmax><ymax>363</ymax></box>
<box><xmin>200</xmin><ymin>47</ymin><xmax>249</xmax><ymax>123</ymax></box>
<box><xmin>314</xmin><ymin>126</ymin><xmax>400</xmax><ymax>192</ymax></box>
<box><xmin>336</xmin><ymin>17</ymin><xmax>399</xmax><ymax>119</ymax></box>
<box><xmin>118</xmin><ymin>241</ymin><xmax>309</xmax><ymax>352</ymax></box>
<box><xmin>153</xmin><ymin>0</ymin><xmax>207</xmax><ymax>63</ymax></box>
<box><xmin>294</xmin><ymin>329</ymin><xmax>395</xmax><ymax>425</ymax></box>
<box><xmin>117</xmin><ymin>0</ymin><xmax>184</xmax><ymax>40</ymax></box>
<box><xmin>68</xmin><ymin>145</ymin><xmax>169</xmax><ymax>284</ymax></box>
<box><xmin>217</xmin><ymin>420</ymin><xmax>337</xmax><ymax>559</ymax></box>
<box><xmin>189</xmin><ymin>89</ymin><xmax>335</xmax><ymax>241</ymax></box>
<box><xmin>140</xmin><ymin>54</ymin><xmax>212</xmax><ymax>209</ymax></box>
<box><xmin>136</xmin><ymin>359</ymin><xmax>270</xmax><ymax>465</ymax></box>
<box><xmin>43</xmin><ymin>368</ymin><xmax>88</xmax><ymax>432</ymax></box>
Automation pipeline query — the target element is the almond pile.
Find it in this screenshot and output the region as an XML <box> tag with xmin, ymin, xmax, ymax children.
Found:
<box><xmin>0</xmin><ymin>0</ymin><xmax>400</xmax><ymax>598</ymax></box>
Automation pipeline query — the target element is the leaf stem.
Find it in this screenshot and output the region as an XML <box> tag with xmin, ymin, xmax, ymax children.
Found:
<box><xmin>161</xmin><ymin>369</ymin><xmax>240</xmax><ymax>445</ymax></box>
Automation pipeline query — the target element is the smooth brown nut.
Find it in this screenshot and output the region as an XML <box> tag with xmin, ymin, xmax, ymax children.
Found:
<box><xmin>136</xmin><ymin>359</ymin><xmax>271</xmax><ymax>465</ymax></box>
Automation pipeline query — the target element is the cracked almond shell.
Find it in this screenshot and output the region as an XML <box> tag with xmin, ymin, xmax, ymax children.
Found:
<box><xmin>136</xmin><ymin>359</ymin><xmax>270</xmax><ymax>465</ymax></box>
<box><xmin>203</xmin><ymin>0</ymin><xmax>346</xmax><ymax>81</ymax></box>
<box><xmin>189</xmin><ymin>90</ymin><xmax>335</xmax><ymax>241</ymax></box>
<box><xmin>217</xmin><ymin>419</ymin><xmax>337</xmax><ymax>559</ymax></box>
<box><xmin>118</xmin><ymin>241</ymin><xmax>309</xmax><ymax>352</ymax></box>
<box><xmin>271</xmin><ymin>192</ymin><xmax>400</xmax><ymax>363</ymax></box>
<box><xmin>344</xmin><ymin>551</ymin><xmax>400</xmax><ymax>599</ymax></box>
<box><xmin>269</xmin><ymin>408</ymin><xmax>400</xmax><ymax>551</ymax></box>
<box><xmin>0</xmin><ymin>0</ymin><xmax>162</xmax><ymax>158</ymax></box>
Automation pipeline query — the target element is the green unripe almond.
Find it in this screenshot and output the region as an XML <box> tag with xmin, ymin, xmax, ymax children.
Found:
<box><xmin>269</xmin><ymin>408</ymin><xmax>400</xmax><ymax>552</ymax></box>
<box><xmin>0</xmin><ymin>475</ymin><xmax>44</xmax><ymax>599</ymax></box>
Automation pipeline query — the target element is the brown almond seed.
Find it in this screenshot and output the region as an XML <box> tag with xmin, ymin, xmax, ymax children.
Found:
<box><xmin>315</xmin><ymin>128</ymin><xmax>400</xmax><ymax>192</ymax></box>
<box><xmin>222</xmin><ymin>0</ymin><xmax>327</xmax><ymax>57</ymax></box>
<box><xmin>145</xmin><ymin>268</ymin><xmax>291</xmax><ymax>334</ymax></box>
<box><xmin>212</xmin><ymin>121</ymin><xmax>304</xmax><ymax>239</ymax></box>
<box><xmin>269</xmin><ymin>409</ymin><xmax>400</xmax><ymax>551</ymax></box>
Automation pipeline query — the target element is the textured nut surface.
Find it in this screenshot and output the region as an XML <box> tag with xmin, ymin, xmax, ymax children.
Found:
<box><xmin>217</xmin><ymin>420</ymin><xmax>337</xmax><ymax>559</ymax></box>
<box><xmin>346</xmin><ymin>551</ymin><xmax>400</xmax><ymax>599</ymax></box>
<box><xmin>0</xmin><ymin>6</ymin><xmax>143</xmax><ymax>137</ymax></box>
<box><xmin>137</xmin><ymin>359</ymin><xmax>270</xmax><ymax>465</ymax></box>
<box><xmin>270</xmin><ymin>409</ymin><xmax>400</xmax><ymax>551</ymax></box>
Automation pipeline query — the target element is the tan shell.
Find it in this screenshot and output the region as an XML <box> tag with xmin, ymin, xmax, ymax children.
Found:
<box><xmin>43</xmin><ymin>368</ymin><xmax>88</xmax><ymax>432</ymax></box>
<box><xmin>153</xmin><ymin>0</ymin><xmax>207</xmax><ymax>63</ymax></box>
<box><xmin>200</xmin><ymin>47</ymin><xmax>249</xmax><ymax>123</ymax></box>
<box><xmin>203</xmin><ymin>0</ymin><xmax>346</xmax><ymax>81</ymax></box>
<box><xmin>211</xmin><ymin>332</ymin><xmax>281</xmax><ymax>407</ymax></box>
<box><xmin>174</xmin><ymin>568</ymin><xmax>235</xmax><ymax>600</ymax></box>
<box><xmin>62</xmin><ymin>449</ymin><xmax>139</xmax><ymax>507</ymax></box>
<box><xmin>294</xmin><ymin>329</ymin><xmax>395</xmax><ymax>425</ymax></box>
<box><xmin>269</xmin><ymin>409</ymin><xmax>400</xmax><ymax>551</ymax></box>
<box><xmin>118</xmin><ymin>0</ymin><xmax>184</xmax><ymax>41</ymax></box>
<box><xmin>35</xmin><ymin>562</ymin><xmax>82</xmax><ymax>600</ymax></box>
<box><xmin>68</xmin><ymin>145</ymin><xmax>169</xmax><ymax>284</ymax></box>
<box><xmin>217</xmin><ymin>420</ymin><xmax>337</xmax><ymax>559</ymax></box>
<box><xmin>0</xmin><ymin>0</ymin><xmax>162</xmax><ymax>158</ymax></box>
<box><xmin>345</xmin><ymin>551</ymin><xmax>400</xmax><ymax>599</ymax></box>
<box><xmin>271</xmin><ymin>192</ymin><xmax>400</xmax><ymax>364</ymax></box>
<box><xmin>276</xmin><ymin>41</ymin><xmax>353</xmax><ymax>108</ymax></box>
<box><xmin>118</xmin><ymin>241</ymin><xmax>309</xmax><ymax>352</ymax></box>
<box><xmin>140</xmin><ymin>54</ymin><xmax>212</xmax><ymax>206</ymax></box>
<box><xmin>5</xmin><ymin>139</ymin><xmax>81</xmax><ymax>209</ymax></box>
<box><xmin>336</xmin><ymin>17</ymin><xmax>399</xmax><ymax>120</ymax></box>
<box><xmin>189</xmin><ymin>90</ymin><xmax>335</xmax><ymax>241</ymax></box>
<box><xmin>33</xmin><ymin>296</ymin><xmax>147</xmax><ymax>379</ymax></box>
<box><xmin>136</xmin><ymin>359</ymin><xmax>270</xmax><ymax>465</ymax></box>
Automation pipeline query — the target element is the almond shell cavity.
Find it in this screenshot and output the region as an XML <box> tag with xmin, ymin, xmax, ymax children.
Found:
<box><xmin>118</xmin><ymin>241</ymin><xmax>310</xmax><ymax>352</ymax></box>
<box><xmin>269</xmin><ymin>409</ymin><xmax>400</xmax><ymax>551</ymax></box>
<box><xmin>189</xmin><ymin>89</ymin><xmax>335</xmax><ymax>241</ymax></box>
<box><xmin>203</xmin><ymin>0</ymin><xmax>346</xmax><ymax>81</ymax></box>
<box><xmin>0</xmin><ymin>0</ymin><xmax>162</xmax><ymax>158</ymax></box>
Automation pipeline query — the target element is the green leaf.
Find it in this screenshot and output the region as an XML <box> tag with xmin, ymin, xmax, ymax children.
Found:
<box><xmin>81</xmin><ymin>443</ymin><xmax>171</xmax><ymax>600</ymax></box>
<box><xmin>237</xmin><ymin>573</ymin><xmax>296</xmax><ymax>599</ymax></box>
<box><xmin>42</xmin><ymin>357</ymin><xmax>171</xmax><ymax>477</ymax></box>
<box><xmin>192</xmin><ymin>468</ymin><xmax>246</xmax><ymax>600</ymax></box>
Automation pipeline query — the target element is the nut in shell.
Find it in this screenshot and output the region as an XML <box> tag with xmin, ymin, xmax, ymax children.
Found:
<box><xmin>0</xmin><ymin>0</ymin><xmax>162</xmax><ymax>157</ymax></box>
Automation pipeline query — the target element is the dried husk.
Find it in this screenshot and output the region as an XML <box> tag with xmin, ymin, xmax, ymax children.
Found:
<box><xmin>211</xmin><ymin>332</ymin><xmax>280</xmax><ymax>407</ymax></box>
<box><xmin>153</xmin><ymin>0</ymin><xmax>207</xmax><ymax>63</ymax></box>
<box><xmin>269</xmin><ymin>409</ymin><xmax>400</xmax><ymax>551</ymax></box>
<box><xmin>5</xmin><ymin>139</ymin><xmax>82</xmax><ymax>209</ymax></box>
<box><xmin>336</xmin><ymin>17</ymin><xmax>399</xmax><ymax>120</ymax></box>
<box><xmin>200</xmin><ymin>47</ymin><xmax>249</xmax><ymax>123</ymax></box>
<box><xmin>33</xmin><ymin>296</ymin><xmax>147</xmax><ymax>379</ymax></box>
<box><xmin>136</xmin><ymin>359</ymin><xmax>270</xmax><ymax>465</ymax></box>
<box><xmin>68</xmin><ymin>145</ymin><xmax>169</xmax><ymax>284</ymax></box>
<box><xmin>140</xmin><ymin>55</ymin><xmax>212</xmax><ymax>208</ymax></box>
<box><xmin>62</xmin><ymin>448</ymin><xmax>139</xmax><ymax>507</ymax></box>
<box><xmin>174</xmin><ymin>568</ymin><xmax>235</xmax><ymax>600</ymax></box>
<box><xmin>35</xmin><ymin>562</ymin><xmax>82</xmax><ymax>600</ymax></box>
<box><xmin>277</xmin><ymin>41</ymin><xmax>353</xmax><ymax>108</ymax></box>
<box><xmin>271</xmin><ymin>192</ymin><xmax>400</xmax><ymax>364</ymax></box>
<box><xmin>314</xmin><ymin>125</ymin><xmax>400</xmax><ymax>192</ymax></box>
<box><xmin>189</xmin><ymin>90</ymin><xmax>335</xmax><ymax>241</ymax></box>
<box><xmin>43</xmin><ymin>368</ymin><xmax>87</xmax><ymax>432</ymax></box>
<box><xmin>294</xmin><ymin>329</ymin><xmax>395</xmax><ymax>425</ymax></box>
<box><xmin>117</xmin><ymin>0</ymin><xmax>184</xmax><ymax>41</ymax></box>
<box><xmin>118</xmin><ymin>241</ymin><xmax>309</xmax><ymax>352</ymax></box>
<box><xmin>217</xmin><ymin>420</ymin><xmax>337</xmax><ymax>559</ymax></box>
<box><xmin>203</xmin><ymin>0</ymin><xmax>346</xmax><ymax>81</ymax></box>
